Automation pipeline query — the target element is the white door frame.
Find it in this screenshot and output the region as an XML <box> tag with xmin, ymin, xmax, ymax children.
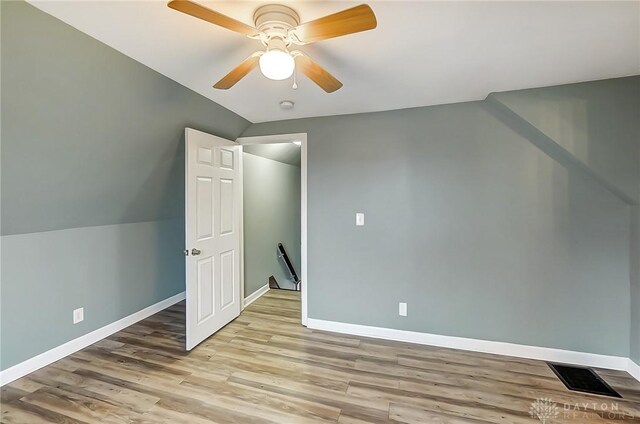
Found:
<box><xmin>235</xmin><ymin>132</ymin><xmax>308</xmax><ymax>326</ymax></box>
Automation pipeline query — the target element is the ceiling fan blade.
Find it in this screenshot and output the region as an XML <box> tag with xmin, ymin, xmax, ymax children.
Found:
<box><xmin>289</xmin><ymin>4</ymin><xmax>377</xmax><ymax>44</ymax></box>
<box><xmin>168</xmin><ymin>0</ymin><xmax>260</xmax><ymax>37</ymax></box>
<box><xmin>213</xmin><ymin>53</ymin><xmax>261</xmax><ymax>89</ymax></box>
<box><xmin>294</xmin><ymin>53</ymin><xmax>343</xmax><ymax>93</ymax></box>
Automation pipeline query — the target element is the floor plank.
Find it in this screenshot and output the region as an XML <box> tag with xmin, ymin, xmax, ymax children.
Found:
<box><xmin>2</xmin><ymin>290</ymin><xmax>639</xmax><ymax>423</ymax></box>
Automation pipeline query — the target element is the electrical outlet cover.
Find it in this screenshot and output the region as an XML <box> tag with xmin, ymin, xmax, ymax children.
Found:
<box><xmin>73</xmin><ymin>307</ymin><xmax>84</xmax><ymax>324</ymax></box>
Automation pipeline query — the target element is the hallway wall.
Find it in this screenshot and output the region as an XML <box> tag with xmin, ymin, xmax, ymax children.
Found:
<box><xmin>243</xmin><ymin>152</ymin><xmax>301</xmax><ymax>296</ymax></box>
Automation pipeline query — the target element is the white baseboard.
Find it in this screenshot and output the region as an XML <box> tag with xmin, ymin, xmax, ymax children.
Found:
<box><xmin>307</xmin><ymin>318</ymin><xmax>638</xmax><ymax>381</ymax></box>
<box><xmin>243</xmin><ymin>284</ymin><xmax>269</xmax><ymax>309</ymax></box>
<box><xmin>628</xmin><ymin>359</ymin><xmax>640</xmax><ymax>382</ymax></box>
<box><xmin>0</xmin><ymin>291</ymin><xmax>185</xmax><ymax>387</ymax></box>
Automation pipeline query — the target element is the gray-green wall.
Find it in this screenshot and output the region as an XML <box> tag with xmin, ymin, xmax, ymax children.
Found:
<box><xmin>2</xmin><ymin>0</ymin><xmax>637</xmax><ymax>370</ymax></box>
<box><xmin>0</xmin><ymin>1</ymin><xmax>249</xmax><ymax>370</ymax></box>
<box><xmin>243</xmin><ymin>152</ymin><xmax>301</xmax><ymax>295</ymax></box>
<box><xmin>489</xmin><ymin>78</ymin><xmax>639</xmax><ymax>204</ymax></box>
<box><xmin>242</xmin><ymin>78</ymin><xmax>639</xmax><ymax>358</ymax></box>
<box><xmin>490</xmin><ymin>78</ymin><xmax>640</xmax><ymax>364</ymax></box>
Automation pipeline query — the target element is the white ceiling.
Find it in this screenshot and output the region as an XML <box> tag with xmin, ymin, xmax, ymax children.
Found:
<box><xmin>29</xmin><ymin>1</ymin><xmax>640</xmax><ymax>123</ymax></box>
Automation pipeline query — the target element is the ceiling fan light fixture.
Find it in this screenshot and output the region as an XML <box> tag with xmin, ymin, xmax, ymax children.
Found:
<box><xmin>259</xmin><ymin>49</ymin><xmax>294</xmax><ymax>80</ymax></box>
<box><xmin>168</xmin><ymin>1</ymin><xmax>377</xmax><ymax>92</ymax></box>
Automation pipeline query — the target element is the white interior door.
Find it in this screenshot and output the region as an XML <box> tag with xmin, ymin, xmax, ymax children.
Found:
<box><xmin>185</xmin><ymin>128</ymin><xmax>241</xmax><ymax>350</ymax></box>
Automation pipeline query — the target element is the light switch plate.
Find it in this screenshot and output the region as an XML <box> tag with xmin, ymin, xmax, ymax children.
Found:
<box><xmin>399</xmin><ymin>302</ymin><xmax>407</xmax><ymax>317</ymax></box>
<box><xmin>356</xmin><ymin>213</ymin><xmax>365</xmax><ymax>226</ymax></box>
<box><xmin>73</xmin><ymin>307</ymin><xmax>84</xmax><ymax>324</ymax></box>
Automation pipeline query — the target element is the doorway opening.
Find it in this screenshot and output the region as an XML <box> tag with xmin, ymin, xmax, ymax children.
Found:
<box><xmin>237</xmin><ymin>133</ymin><xmax>308</xmax><ymax>326</ymax></box>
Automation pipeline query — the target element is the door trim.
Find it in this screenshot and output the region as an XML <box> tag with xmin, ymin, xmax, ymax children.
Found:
<box><xmin>236</xmin><ymin>133</ymin><xmax>308</xmax><ymax>326</ymax></box>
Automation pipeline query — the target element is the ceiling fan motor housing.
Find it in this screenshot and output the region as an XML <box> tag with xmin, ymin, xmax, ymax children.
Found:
<box><xmin>253</xmin><ymin>4</ymin><xmax>300</xmax><ymax>45</ymax></box>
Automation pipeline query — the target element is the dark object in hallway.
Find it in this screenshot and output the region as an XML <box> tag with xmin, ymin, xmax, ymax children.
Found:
<box><xmin>277</xmin><ymin>243</ymin><xmax>301</xmax><ymax>291</ymax></box>
<box><xmin>268</xmin><ymin>275</ymin><xmax>281</xmax><ymax>290</ymax></box>
<box><xmin>548</xmin><ymin>363</ymin><xmax>621</xmax><ymax>398</ymax></box>
<box><xmin>268</xmin><ymin>275</ymin><xmax>297</xmax><ymax>291</ymax></box>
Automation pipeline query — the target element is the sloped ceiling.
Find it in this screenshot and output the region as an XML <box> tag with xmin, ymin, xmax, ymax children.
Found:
<box><xmin>244</xmin><ymin>143</ymin><xmax>301</xmax><ymax>167</ymax></box>
<box><xmin>28</xmin><ymin>1</ymin><xmax>640</xmax><ymax>123</ymax></box>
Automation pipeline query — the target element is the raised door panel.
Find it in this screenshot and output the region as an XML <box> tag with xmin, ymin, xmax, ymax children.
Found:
<box><xmin>196</xmin><ymin>177</ymin><xmax>214</xmax><ymax>241</ymax></box>
<box><xmin>220</xmin><ymin>250</ymin><xmax>235</xmax><ymax>310</ymax></box>
<box><xmin>220</xmin><ymin>148</ymin><xmax>235</xmax><ymax>170</ymax></box>
<box><xmin>220</xmin><ymin>179</ymin><xmax>234</xmax><ymax>235</ymax></box>
<box><xmin>196</xmin><ymin>256</ymin><xmax>214</xmax><ymax>323</ymax></box>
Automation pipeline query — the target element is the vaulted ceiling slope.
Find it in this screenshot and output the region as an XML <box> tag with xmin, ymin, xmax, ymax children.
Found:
<box><xmin>28</xmin><ymin>1</ymin><xmax>640</xmax><ymax>123</ymax></box>
<box><xmin>244</xmin><ymin>143</ymin><xmax>301</xmax><ymax>167</ymax></box>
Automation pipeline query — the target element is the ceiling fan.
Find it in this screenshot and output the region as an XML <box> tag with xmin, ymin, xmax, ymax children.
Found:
<box><xmin>167</xmin><ymin>1</ymin><xmax>377</xmax><ymax>93</ymax></box>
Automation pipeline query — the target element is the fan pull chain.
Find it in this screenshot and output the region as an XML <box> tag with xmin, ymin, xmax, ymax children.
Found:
<box><xmin>292</xmin><ymin>65</ymin><xmax>298</xmax><ymax>90</ymax></box>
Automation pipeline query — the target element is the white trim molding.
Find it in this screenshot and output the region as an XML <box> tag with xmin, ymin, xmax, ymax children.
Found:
<box><xmin>307</xmin><ymin>319</ymin><xmax>639</xmax><ymax>381</ymax></box>
<box><xmin>628</xmin><ymin>359</ymin><xmax>640</xmax><ymax>382</ymax></box>
<box><xmin>243</xmin><ymin>284</ymin><xmax>270</xmax><ymax>309</ymax></box>
<box><xmin>0</xmin><ymin>292</ymin><xmax>185</xmax><ymax>387</ymax></box>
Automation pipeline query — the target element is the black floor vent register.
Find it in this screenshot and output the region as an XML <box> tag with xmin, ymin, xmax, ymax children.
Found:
<box><xmin>548</xmin><ymin>363</ymin><xmax>621</xmax><ymax>398</ymax></box>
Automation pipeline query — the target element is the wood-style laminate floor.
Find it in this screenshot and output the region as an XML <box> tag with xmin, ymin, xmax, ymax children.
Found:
<box><xmin>2</xmin><ymin>290</ymin><xmax>639</xmax><ymax>423</ymax></box>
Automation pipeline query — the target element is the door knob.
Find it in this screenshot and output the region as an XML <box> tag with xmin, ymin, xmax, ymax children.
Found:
<box><xmin>191</xmin><ymin>248</ymin><xmax>201</xmax><ymax>256</ymax></box>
